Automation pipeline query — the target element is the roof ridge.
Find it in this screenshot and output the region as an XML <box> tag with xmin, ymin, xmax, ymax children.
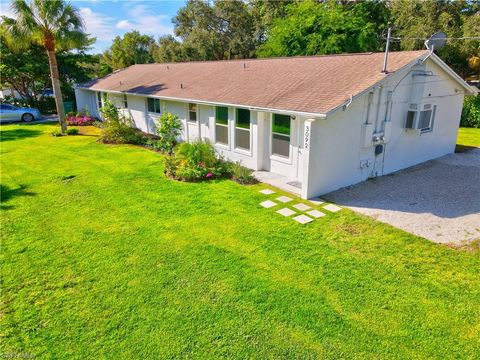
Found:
<box><xmin>129</xmin><ymin>50</ymin><xmax>427</xmax><ymax>68</ymax></box>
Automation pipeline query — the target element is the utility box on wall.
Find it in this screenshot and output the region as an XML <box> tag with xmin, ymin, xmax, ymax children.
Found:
<box><xmin>361</xmin><ymin>123</ymin><xmax>374</xmax><ymax>148</ymax></box>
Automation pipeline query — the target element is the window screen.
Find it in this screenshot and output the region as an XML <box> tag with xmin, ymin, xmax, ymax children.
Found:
<box><xmin>405</xmin><ymin>110</ymin><xmax>416</xmax><ymax>129</ymax></box>
<box><xmin>147</xmin><ymin>98</ymin><xmax>161</xmax><ymax>113</ymax></box>
<box><xmin>215</xmin><ymin>106</ymin><xmax>229</xmax><ymax>145</ymax></box>
<box><xmin>123</xmin><ymin>94</ymin><xmax>128</xmax><ymax>108</ymax></box>
<box><xmin>188</xmin><ymin>103</ymin><xmax>197</xmax><ymax>122</ymax></box>
<box><xmin>235</xmin><ymin>108</ymin><xmax>250</xmax><ymax>150</ymax></box>
<box><xmin>418</xmin><ymin>109</ymin><xmax>433</xmax><ymax>131</ymax></box>
<box><xmin>272</xmin><ymin>114</ymin><xmax>291</xmax><ymax>157</ymax></box>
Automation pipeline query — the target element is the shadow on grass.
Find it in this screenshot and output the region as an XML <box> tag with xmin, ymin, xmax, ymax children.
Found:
<box><xmin>455</xmin><ymin>144</ymin><xmax>479</xmax><ymax>153</ymax></box>
<box><xmin>1</xmin><ymin>184</ymin><xmax>36</xmax><ymax>210</ymax></box>
<box><xmin>0</xmin><ymin>128</ymin><xmax>42</xmax><ymax>142</ymax></box>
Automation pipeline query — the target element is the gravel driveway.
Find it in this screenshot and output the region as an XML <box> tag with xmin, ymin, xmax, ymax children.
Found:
<box><xmin>326</xmin><ymin>148</ymin><xmax>480</xmax><ymax>246</ymax></box>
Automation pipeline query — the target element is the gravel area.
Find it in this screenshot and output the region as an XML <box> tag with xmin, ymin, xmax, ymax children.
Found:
<box><xmin>326</xmin><ymin>149</ymin><xmax>480</xmax><ymax>245</ymax></box>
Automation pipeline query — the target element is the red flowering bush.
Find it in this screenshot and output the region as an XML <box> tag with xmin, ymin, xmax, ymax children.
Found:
<box><xmin>65</xmin><ymin>111</ymin><xmax>95</xmax><ymax>126</ymax></box>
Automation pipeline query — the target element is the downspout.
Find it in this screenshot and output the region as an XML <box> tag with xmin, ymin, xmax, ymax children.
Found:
<box><xmin>373</xmin><ymin>86</ymin><xmax>383</xmax><ymax>133</ymax></box>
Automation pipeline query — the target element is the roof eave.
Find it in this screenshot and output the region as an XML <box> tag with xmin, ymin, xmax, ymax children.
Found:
<box><xmin>75</xmin><ymin>86</ymin><xmax>327</xmax><ymax>119</ymax></box>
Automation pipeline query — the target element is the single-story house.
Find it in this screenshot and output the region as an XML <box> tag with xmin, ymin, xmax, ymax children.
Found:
<box><xmin>75</xmin><ymin>51</ymin><xmax>477</xmax><ymax>199</ymax></box>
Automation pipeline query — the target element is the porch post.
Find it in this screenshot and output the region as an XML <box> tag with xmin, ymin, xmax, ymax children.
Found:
<box><xmin>300</xmin><ymin>118</ymin><xmax>315</xmax><ymax>199</ymax></box>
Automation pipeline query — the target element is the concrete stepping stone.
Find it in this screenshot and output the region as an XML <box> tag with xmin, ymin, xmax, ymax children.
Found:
<box><xmin>276</xmin><ymin>195</ymin><xmax>293</xmax><ymax>203</ymax></box>
<box><xmin>323</xmin><ymin>204</ymin><xmax>342</xmax><ymax>212</ymax></box>
<box><xmin>259</xmin><ymin>189</ymin><xmax>275</xmax><ymax>195</ymax></box>
<box><xmin>293</xmin><ymin>203</ymin><xmax>312</xmax><ymax>211</ymax></box>
<box><xmin>308</xmin><ymin>197</ymin><xmax>325</xmax><ymax>205</ymax></box>
<box><xmin>276</xmin><ymin>208</ymin><xmax>296</xmax><ymax>217</ymax></box>
<box><xmin>293</xmin><ymin>214</ymin><xmax>314</xmax><ymax>224</ymax></box>
<box><xmin>260</xmin><ymin>200</ymin><xmax>277</xmax><ymax>208</ymax></box>
<box><xmin>307</xmin><ymin>209</ymin><xmax>326</xmax><ymax>218</ymax></box>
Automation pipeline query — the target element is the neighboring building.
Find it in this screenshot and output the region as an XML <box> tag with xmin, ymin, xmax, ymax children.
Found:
<box><xmin>75</xmin><ymin>51</ymin><xmax>477</xmax><ymax>199</ymax></box>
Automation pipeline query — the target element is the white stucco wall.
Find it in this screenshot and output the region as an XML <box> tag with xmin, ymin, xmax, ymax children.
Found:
<box><xmin>74</xmin><ymin>89</ymin><xmax>98</xmax><ymax>116</ymax></box>
<box><xmin>304</xmin><ymin>58</ymin><xmax>466</xmax><ymax>198</ymax></box>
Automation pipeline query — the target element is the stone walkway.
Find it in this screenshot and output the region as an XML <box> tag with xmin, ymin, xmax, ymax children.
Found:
<box><xmin>258</xmin><ymin>189</ymin><xmax>342</xmax><ymax>224</ymax></box>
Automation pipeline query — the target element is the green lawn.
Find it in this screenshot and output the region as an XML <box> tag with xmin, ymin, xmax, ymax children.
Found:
<box><xmin>457</xmin><ymin>127</ymin><xmax>480</xmax><ymax>148</ymax></box>
<box><xmin>1</xmin><ymin>123</ymin><xmax>479</xmax><ymax>359</ymax></box>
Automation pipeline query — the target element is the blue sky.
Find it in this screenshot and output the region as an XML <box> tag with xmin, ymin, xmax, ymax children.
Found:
<box><xmin>0</xmin><ymin>0</ymin><xmax>186</xmax><ymax>53</ymax></box>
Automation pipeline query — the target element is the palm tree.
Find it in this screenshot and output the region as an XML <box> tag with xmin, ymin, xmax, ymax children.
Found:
<box><xmin>1</xmin><ymin>0</ymin><xmax>88</xmax><ymax>133</ymax></box>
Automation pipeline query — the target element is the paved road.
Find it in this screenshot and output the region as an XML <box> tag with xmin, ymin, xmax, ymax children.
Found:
<box><xmin>326</xmin><ymin>149</ymin><xmax>480</xmax><ymax>246</ymax></box>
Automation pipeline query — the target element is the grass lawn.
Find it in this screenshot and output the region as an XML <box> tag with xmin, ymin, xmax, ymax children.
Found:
<box><xmin>457</xmin><ymin>127</ymin><xmax>480</xmax><ymax>148</ymax></box>
<box><xmin>1</xmin><ymin>123</ymin><xmax>479</xmax><ymax>359</ymax></box>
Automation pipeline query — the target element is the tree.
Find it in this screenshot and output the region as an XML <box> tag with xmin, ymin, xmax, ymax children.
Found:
<box><xmin>391</xmin><ymin>0</ymin><xmax>480</xmax><ymax>78</ymax></box>
<box><xmin>1</xmin><ymin>0</ymin><xmax>90</xmax><ymax>133</ymax></box>
<box><xmin>151</xmin><ymin>35</ymin><xmax>190</xmax><ymax>63</ymax></box>
<box><xmin>257</xmin><ymin>0</ymin><xmax>389</xmax><ymax>57</ymax></box>
<box><xmin>102</xmin><ymin>31</ymin><xmax>155</xmax><ymax>70</ymax></box>
<box><xmin>172</xmin><ymin>0</ymin><xmax>256</xmax><ymax>61</ymax></box>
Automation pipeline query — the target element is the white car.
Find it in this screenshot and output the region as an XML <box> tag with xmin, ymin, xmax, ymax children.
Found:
<box><xmin>0</xmin><ymin>103</ymin><xmax>41</xmax><ymax>123</ymax></box>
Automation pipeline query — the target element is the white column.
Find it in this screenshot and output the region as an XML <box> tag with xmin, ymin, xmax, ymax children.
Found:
<box><xmin>300</xmin><ymin>118</ymin><xmax>315</xmax><ymax>199</ymax></box>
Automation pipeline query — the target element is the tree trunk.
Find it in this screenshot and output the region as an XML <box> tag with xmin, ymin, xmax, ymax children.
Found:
<box><xmin>47</xmin><ymin>50</ymin><xmax>66</xmax><ymax>133</ymax></box>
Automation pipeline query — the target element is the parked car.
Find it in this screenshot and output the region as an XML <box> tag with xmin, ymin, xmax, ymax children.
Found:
<box><xmin>0</xmin><ymin>103</ymin><xmax>41</xmax><ymax>123</ymax></box>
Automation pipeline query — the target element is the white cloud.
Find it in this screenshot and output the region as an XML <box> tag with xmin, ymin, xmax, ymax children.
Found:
<box><xmin>115</xmin><ymin>19</ymin><xmax>133</xmax><ymax>30</ymax></box>
<box><xmin>115</xmin><ymin>4</ymin><xmax>173</xmax><ymax>38</ymax></box>
<box><xmin>80</xmin><ymin>7</ymin><xmax>115</xmax><ymax>41</ymax></box>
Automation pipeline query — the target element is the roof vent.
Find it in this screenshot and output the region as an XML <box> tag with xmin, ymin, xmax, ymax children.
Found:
<box><xmin>180</xmin><ymin>83</ymin><xmax>184</xmax><ymax>89</ymax></box>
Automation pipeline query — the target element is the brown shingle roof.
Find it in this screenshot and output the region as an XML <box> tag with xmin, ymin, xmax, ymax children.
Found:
<box><xmin>82</xmin><ymin>51</ymin><xmax>427</xmax><ymax>115</ymax></box>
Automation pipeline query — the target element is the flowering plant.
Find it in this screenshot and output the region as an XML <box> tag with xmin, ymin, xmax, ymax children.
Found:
<box><xmin>65</xmin><ymin>110</ymin><xmax>95</xmax><ymax>126</ymax></box>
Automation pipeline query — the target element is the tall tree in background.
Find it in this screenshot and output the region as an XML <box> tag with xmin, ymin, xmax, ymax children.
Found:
<box><xmin>170</xmin><ymin>0</ymin><xmax>256</xmax><ymax>61</ymax></box>
<box><xmin>391</xmin><ymin>0</ymin><xmax>479</xmax><ymax>78</ymax></box>
<box><xmin>258</xmin><ymin>0</ymin><xmax>390</xmax><ymax>57</ymax></box>
<box><xmin>102</xmin><ymin>31</ymin><xmax>155</xmax><ymax>70</ymax></box>
<box><xmin>1</xmin><ymin>0</ymin><xmax>89</xmax><ymax>133</ymax></box>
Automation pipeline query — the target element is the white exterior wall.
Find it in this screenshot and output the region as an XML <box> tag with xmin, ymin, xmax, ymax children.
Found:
<box><xmin>75</xmin><ymin>89</ymin><xmax>98</xmax><ymax>116</ymax></box>
<box><xmin>304</xmin><ymin>58</ymin><xmax>466</xmax><ymax>198</ymax></box>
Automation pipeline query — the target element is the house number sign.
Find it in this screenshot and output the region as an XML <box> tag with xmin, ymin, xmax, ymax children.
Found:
<box><xmin>304</xmin><ymin>122</ymin><xmax>311</xmax><ymax>150</ymax></box>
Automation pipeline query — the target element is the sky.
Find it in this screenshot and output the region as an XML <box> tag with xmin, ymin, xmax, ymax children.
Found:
<box><xmin>0</xmin><ymin>0</ymin><xmax>186</xmax><ymax>53</ymax></box>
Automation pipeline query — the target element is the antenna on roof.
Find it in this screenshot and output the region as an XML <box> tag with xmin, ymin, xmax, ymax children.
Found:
<box><xmin>421</xmin><ymin>32</ymin><xmax>447</xmax><ymax>64</ymax></box>
<box><xmin>382</xmin><ymin>27</ymin><xmax>392</xmax><ymax>73</ymax></box>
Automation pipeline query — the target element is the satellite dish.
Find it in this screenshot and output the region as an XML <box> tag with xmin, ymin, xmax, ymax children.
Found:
<box><xmin>425</xmin><ymin>32</ymin><xmax>447</xmax><ymax>52</ymax></box>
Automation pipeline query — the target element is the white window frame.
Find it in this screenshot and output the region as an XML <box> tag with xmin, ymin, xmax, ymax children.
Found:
<box><xmin>188</xmin><ymin>103</ymin><xmax>198</xmax><ymax>123</ymax></box>
<box><xmin>214</xmin><ymin>106</ymin><xmax>230</xmax><ymax>149</ymax></box>
<box><xmin>97</xmin><ymin>92</ymin><xmax>103</xmax><ymax>110</ymax></box>
<box><xmin>405</xmin><ymin>103</ymin><xmax>436</xmax><ymax>133</ymax></box>
<box><xmin>270</xmin><ymin>113</ymin><xmax>293</xmax><ymax>163</ymax></box>
<box><xmin>234</xmin><ymin>108</ymin><xmax>252</xmax><ymax>155</ymax></box>
<box><xmin>146</xmin><ymin>97</ymin><xmax>161</xmax><ymax>114</ymax></box>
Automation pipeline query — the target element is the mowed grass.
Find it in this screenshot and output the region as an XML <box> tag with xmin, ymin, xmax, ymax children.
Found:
<box><xmin>1</xmin><ymin>123</ymin><xmax>479</xmax><ymax>359</ymax></box>
<box><xmin>457</xmin><ymin>127</ymin><xmax>480</xmax><ymax>148</ymax></box>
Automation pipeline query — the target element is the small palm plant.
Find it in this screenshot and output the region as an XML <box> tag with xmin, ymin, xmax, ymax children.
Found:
<box><xmin>1</xmin><ymin>0</ymin><xmax>89</xmax><ymax>134</ymax></box>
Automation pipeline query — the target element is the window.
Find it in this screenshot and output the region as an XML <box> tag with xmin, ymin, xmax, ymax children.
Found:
<box><xmin>235</xmin><ymin>108</ymin><xmax>250</xmax><ymax>150</ymax></box>
<box><xmin>405</xmin><ymin>110</ymin><xmax>416</xmax><ymax>129</ymax></box>
<box><xmin>97</xmin><ymin>92</ymin><xmax>102</xmax><ymax>109</ymax></box>
<box><xmin>405</xmin><ymin>104</ymin><xmax>436</xmax><ymax>132</ymax></box>
<box><xmin>0</xmin><ymin>104</ymin><xmax>15</xmax><ymax>110</ymax></box>
<box><xmin>418</xmin><ymin>105</ymin><xmax>436</xmax><ymax>132</ymax></box>
<box><xmin>123</xmin><ymin>94</ymin><xmax>128</xmax><ymax>108</ymax></box>
<box><xmin>147</xmin><ymin>98</ymin><xmax>161</xmax><ymax>113</ymax></box>
<box><xmin>215</xmin><ymin>106</ymin><xmax>229</xmax><ymax>145</ymax></box>
<box><xmin>188</xmin><ymin>103</ymin><xmax>197</xmax><ymax>122</ymax></box>
<box><xmin>272</xmin><ymin>114</ymin><xmax>291</xmax><ymax>158</ymax></box>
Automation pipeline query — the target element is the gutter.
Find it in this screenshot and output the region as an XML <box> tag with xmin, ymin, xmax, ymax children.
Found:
<box><xmin>75</xmin><ymin>86</ymin><xmax>327</xmax><ymax>120</ymax></box>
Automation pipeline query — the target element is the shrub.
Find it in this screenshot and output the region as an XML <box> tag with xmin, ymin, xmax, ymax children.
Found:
<box><xmin>98</xmin><ymin>98</ymin><xmax>147</xmax><ymax>145</ymax></box>
<box><xmin>66</xmin><ymin>128</ymin><xmax>79</xmax><ymax>135</ymax></box>
<box><xmin>461</xmin><ymin>94</ymin><xmax>480</xmax><ymax>128</ymax></box>
<box><xmin>154</xmin><ymin>112</ymin><xmax>182</xmax><ymax>154</ymax></box>
<box><xmin>51</xmin><ymin>129</ymin><xmax>63</xmax><ymax>137</ymax></box>
<box><xmin>230</xmin><ymin>161</ymin><xmax>257</xmax><ymax>184</ymax></box>
<box><xmin>165</xmin><ymin>141</ymin><xmax>231</xmax><ymax>181</ymax></box>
